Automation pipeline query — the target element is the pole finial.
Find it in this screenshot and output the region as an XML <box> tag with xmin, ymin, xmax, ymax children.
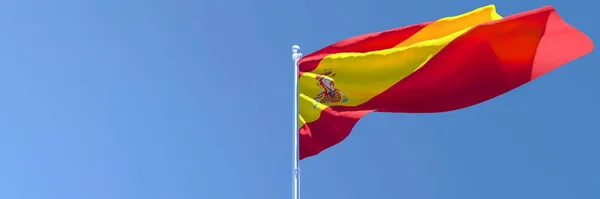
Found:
<box><xmin>292</xmin><ymin>45</ymin><xmax>302</xmax><ymax>63</ymax></box>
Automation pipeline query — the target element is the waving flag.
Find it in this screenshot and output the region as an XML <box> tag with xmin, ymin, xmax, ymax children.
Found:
<box><xmin>297</xmin><ymin>5</ymin><xmax>593</xmax><ymax>159</ymax></box>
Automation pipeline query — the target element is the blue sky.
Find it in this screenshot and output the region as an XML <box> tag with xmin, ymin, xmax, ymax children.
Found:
<box><xmin>0</xmin><ymin>0</ymin><xmax>597</xmax><ymax>198</ymax></box>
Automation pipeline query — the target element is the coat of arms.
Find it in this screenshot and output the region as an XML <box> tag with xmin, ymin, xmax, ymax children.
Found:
<box><xmin>313</xmin><ymin>68</ymin><xmax>348</xmax><ymax>108</ymax></box>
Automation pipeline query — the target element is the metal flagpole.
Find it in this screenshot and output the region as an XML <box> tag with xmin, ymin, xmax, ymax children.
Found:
<box><xmin>292</xmin><ymin>45</ymin><xmax>302</xmax><ymax>199</ymax></box>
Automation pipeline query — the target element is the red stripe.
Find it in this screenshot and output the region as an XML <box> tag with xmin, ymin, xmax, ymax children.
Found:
<box><xmin>299</xmin><ymin>6</ymin><xmax>593</xmax><ymax>160</ymax></box>
<box><xmin>298</xmin><ymin>22</ymin><xmax>431</xmax><ymax>72</ymax></box>
<box><xmin>299</xmin><ymin>109</ymin><xmax>372</xmax><ymax>159</ymax></box>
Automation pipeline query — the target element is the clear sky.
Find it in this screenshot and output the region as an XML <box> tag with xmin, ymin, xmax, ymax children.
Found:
<box><xmin>0</xmin><ymin>0</ymin><xmax>598</xmax><ymax>198</ymax></box>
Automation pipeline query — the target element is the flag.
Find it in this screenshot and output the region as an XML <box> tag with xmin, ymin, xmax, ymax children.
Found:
<box><xmin>297</xmin><ymin>5</ymin><xmax>593</xmax><ymax>160</ymax></box>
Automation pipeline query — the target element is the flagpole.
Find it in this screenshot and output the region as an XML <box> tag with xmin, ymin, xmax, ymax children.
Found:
<box><xmin>292</xmin><ymin>45</ymin><xmax>302</xmax><ymax>199</ymax></box>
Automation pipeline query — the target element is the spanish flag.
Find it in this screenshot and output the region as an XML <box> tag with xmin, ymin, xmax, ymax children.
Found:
<box><xmin>298</xmin><ymin>5</ymin><xmax>593</xmax><ymax>159</ymax></box>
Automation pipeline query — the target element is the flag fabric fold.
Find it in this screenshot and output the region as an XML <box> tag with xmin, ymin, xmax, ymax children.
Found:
<box><xmin>297</xmin><ymin>5</ymin><xmax>593</xmax><ymax>160</ymax></box>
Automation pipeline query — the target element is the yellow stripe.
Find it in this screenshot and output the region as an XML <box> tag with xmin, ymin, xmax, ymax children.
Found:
<box><xmin>395</xmin><ymin>5</ymin><xmax>502</xmax><ymax>48</ymax></box>
<box><xmin>298</xmin><ymin>5</ymin><xmax>503</xmax><ymax>129</ymax></box>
